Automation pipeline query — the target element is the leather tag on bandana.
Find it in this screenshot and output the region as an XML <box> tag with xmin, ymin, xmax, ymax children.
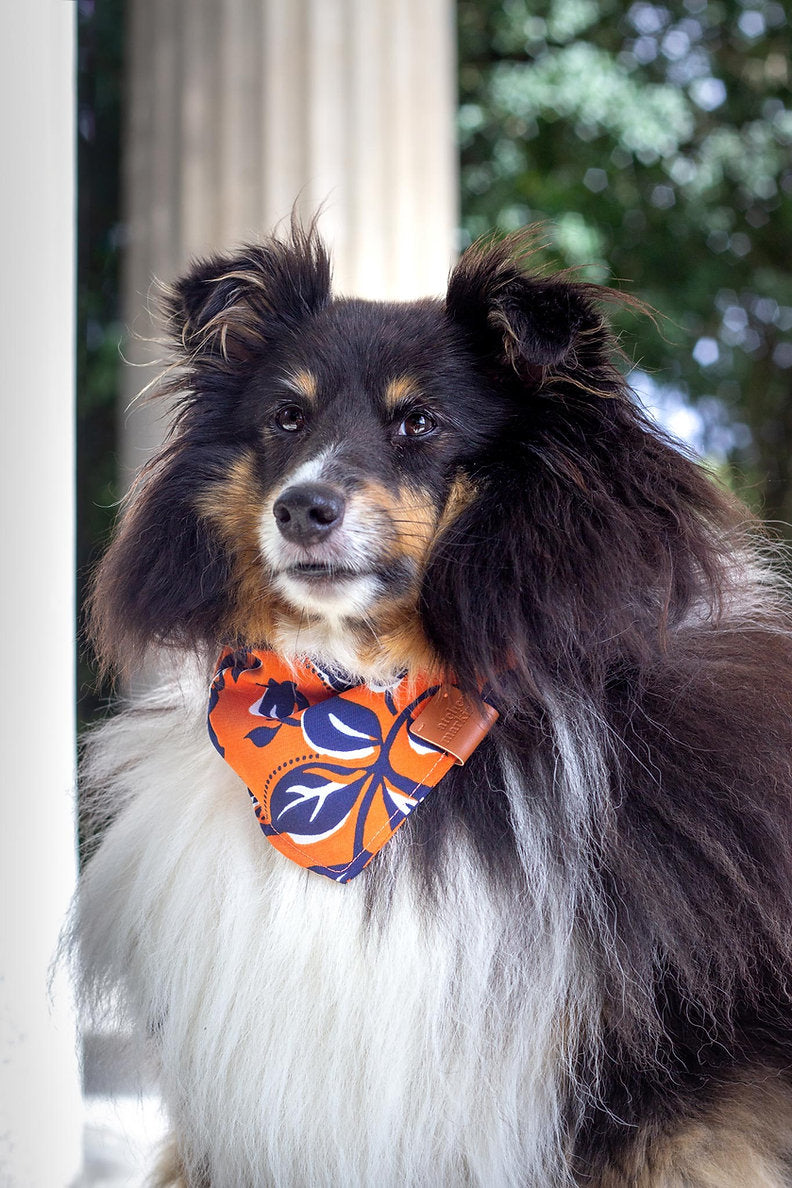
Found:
<box><xmin>410</xmin><ymin>685</ymin><xmax>499</xmax><ymax>765</ymax></box>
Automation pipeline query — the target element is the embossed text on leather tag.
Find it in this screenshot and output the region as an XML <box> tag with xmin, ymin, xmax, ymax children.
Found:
<box><xmin>410</xmin><ymin>685</ymin><xmax>499</xmax><ymax>765</ymax></box>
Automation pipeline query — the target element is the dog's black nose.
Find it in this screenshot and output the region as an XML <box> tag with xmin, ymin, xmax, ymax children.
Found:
<box><xmin>273</xmin><ymin>483</ymin><xmax>346</xmax><ymax>544</ymax></box>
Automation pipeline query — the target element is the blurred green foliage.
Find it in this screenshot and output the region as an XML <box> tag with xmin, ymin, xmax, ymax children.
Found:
<box><xmin>458</xmin><ymin>0</ymin><xmax>792</xmax><ymax>525</ymax></box>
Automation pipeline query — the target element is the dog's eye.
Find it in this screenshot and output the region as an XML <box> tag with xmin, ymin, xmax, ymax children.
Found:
<box><xmin>398</xmin><ymin>411</ymin><xmax>437</xmax><ymax>438</ymax></box>
<box><xmin>275</xmin><ymin>405</ymin><xmax>306</xmax><ymax>433</ymax></box>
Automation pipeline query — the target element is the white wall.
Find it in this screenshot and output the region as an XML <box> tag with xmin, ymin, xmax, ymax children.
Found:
<box><xmin>0</xmin><ymin>4</ymin><xmax>82</xmax><ymax>1186</ymax></box>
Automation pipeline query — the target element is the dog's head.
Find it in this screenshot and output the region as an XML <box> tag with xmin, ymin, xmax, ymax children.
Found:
<box><xmin>90</xmin><ymin>226</ymin><xmax>736</xmax><ymax>695</ymax></box>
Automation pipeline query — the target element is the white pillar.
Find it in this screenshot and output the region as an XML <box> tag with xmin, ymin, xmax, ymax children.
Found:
<box><xmin>0</xmin><ymin>5</ymin><xmax>82</xmax><ymax>1187</ymax></box>
<box><xmin>120</xmin><ymin>0</ymin><xmax>458</xmax><ymax>485</ymax></box>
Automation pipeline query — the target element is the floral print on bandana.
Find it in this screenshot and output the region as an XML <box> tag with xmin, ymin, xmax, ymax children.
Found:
<box><xmin>207</xmin><ymin>649</ymin><xmax>458</xmax><ymax>882</ymax></box>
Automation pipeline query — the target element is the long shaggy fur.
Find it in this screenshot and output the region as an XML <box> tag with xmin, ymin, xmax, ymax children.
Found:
<box><xmin>77</xmin><ymin>225</ymin><xmax>792</xmax><ymax>1186</ymax></box>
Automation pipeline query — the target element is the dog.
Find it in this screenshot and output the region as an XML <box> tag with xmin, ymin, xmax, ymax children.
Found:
<box><xmin>77</xmin><ymin>223</ymin><xmax>792</xmax><ymax>1186</ymax></box>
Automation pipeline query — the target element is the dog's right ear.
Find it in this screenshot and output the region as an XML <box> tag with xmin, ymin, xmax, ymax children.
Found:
<box><xmin>162</xmin><ymin>222</ymin><xmax>332</xmax><ymax>371</ymax></box>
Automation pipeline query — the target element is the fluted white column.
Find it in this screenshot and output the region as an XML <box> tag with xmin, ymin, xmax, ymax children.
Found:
<box><xmin>120</xmin><ymin>0</ymin><xmax>458</xmax><ymax>485</ymax></box>
<box><xmin>0</xmin><ymin>5</ymin><xmax>82</xmax><ymax>1186</ymax></box>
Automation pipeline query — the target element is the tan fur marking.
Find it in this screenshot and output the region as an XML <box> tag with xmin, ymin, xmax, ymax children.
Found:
<box><xmin>353</xmin><ymin>480</ymin><xmax>438</xmax><ymax>566</ymax></box>
<box><xmin>344</xmin><ymin>477</ymin><xmax>478</xmax><ymax>677</ymax></box>
<box><xmin>333</xmin><ymin>479</ymin><xmax>438</xmax><ymax>672</ymax></box>
<box><xmin>195</xmin><ymin>453</ymin><xmax>303</xmax><ymax>644</ymax></box>
<box><xmin>356</xmin><ymin>605</ymin><xmax>446</xmax><ymax>680</ymax></box>
<box><xmin>595</xmin><ymin>1070</ymin><xmax>792</xmax><ymax>1187</ymax></box>
<box><xmin>194</xmin><ymin>452</ymin><xmax>263</xmax><ymax>554</ymax></box>
<box><xmin>383</xmin><ymin>376</ymin><xmax>420</xmax><ymax>410</ymax></box>
<box><xmin>437</xmin><ymin>473</ymin><xmax>477</xmax><ymax>535</ymax></box>
<box><xmin>284</xmin><ymin>368</ymin><xmax>318</xmax><ymax>402</ymax></box>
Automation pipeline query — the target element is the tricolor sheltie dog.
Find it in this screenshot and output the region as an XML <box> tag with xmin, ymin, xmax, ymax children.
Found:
<box><xmin>78</xmin><ymin>224</ymin><xmax>792</xmax><ymax>1186</ymax></box>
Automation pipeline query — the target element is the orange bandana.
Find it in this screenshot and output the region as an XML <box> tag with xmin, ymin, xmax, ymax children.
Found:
<box><xmin>208</xmin><ymin>650</ymin><xmax>498</xmax><ymax>882</ymax></box>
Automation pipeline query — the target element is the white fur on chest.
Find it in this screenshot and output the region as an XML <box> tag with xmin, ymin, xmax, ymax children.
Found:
<box><xmin>78</xmin><ymin>675</ymin><xmax>587</xmax><ymax>1187</ymax></box>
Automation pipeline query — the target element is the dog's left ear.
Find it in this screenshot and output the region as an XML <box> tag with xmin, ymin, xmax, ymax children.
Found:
<box><xmin>445</xmin><ymin>237</ymin><xmax>599</xmax><ymax>373</ymax></box>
